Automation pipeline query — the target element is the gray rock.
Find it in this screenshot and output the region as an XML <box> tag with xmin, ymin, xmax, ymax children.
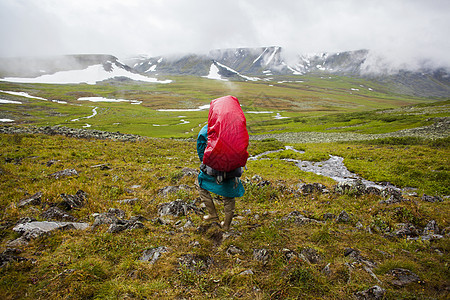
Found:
<box><xmin>0</xmin><ymin>251</ymin><xmax>29</xmax><ymax>268</ymax></box>
<box><xmin>253</xmin><ymin>248</ymin><xmax>272</xmax><ymax>265</ymax></box>
<box><xmin>388</xmin><ymin>268</ymin><xmax>420</xmax><ymax>286</ymax></box>
<box><xmin>333</xmin><ymin>180</ymin><xmax>366</xmax><ymax>196</ymax></box>
<box><xmin>355</xmin><ymin>285</ymin><xmax>386</xmax><ymax>300</ymax></box>
<box><xmin>322</xmin><ymin>263</ymin><xmax>331</xmax><ymax>276</ymax></box>
<box><xmin>380</xmin><ymin>187</ymin><xmax>405</xmax><ymax>204</ymax></box>
<box><xmin>157</xmin><ymin>185</ymin><xmax>191</xmax><ymax>197</ymax></box>
<box><xmin>238</xmin><ymin>269</ymin><xmax>254</xmax><ymax>276</ymax></box>
<box><xmin>298</xmin><ymin>183</ymin><xmax>326</xmax><ymax>194</ymax></box>
<box><xmin>90</xmin><ymin>164</ymin><xmax>111</xmax><ymax>170</ymax></box>
<box><xmin>181</xmin><ymin>167</ymin><xmax>198</xmax><ymax>177</ymax></box>
<box><xmin>107</xmin><ymin>223</ymin><xmax>128</xmax><ymax>233</ymax></box>
<box><xmin>226</xmin><ymin>245</ymin><xmax>244</xmax><ymax>256</ymax></box>
<box><xmin>158</xmin><ymin>200</ymin><xmax>188</xmax><ymax>217</ymax></box>
<box><xmin>421</xmin><ymin>194</ymin><xmax>443</xmax><ymax>203</ymax></box>
<box><xmin>60</xmin><ymin>190</ymin><xmax>87</xmax><ymax>210</ymax></box>
<box><xmin>49</xmin><ymin>168</ymin><xmax>78</xmax><ymax>179</ymax></box>
<box><xmin>322</xmin><ymin>213</ymin><xmax>336</xmax><ymax>221</ymax></box>
<box><xmin>300</xmin><ymin>247</ymin><xmax>321</xmax><ymax>264</ymax></box>
<box><xmin>423</xmin><ymin>220</ymin><xmax>439</xmax><ymax>235</ymax></box>
<box><xmin>13</xmin><ymin>221</ymin><xmax>89</xmax><ymax>235</ymax></box>
<box><xmin>139</xmin><ymin>246</ymin><xmax>170</xmax><ymax>264</ymax></box>
<box><xmin>17</xmin><ymin>192</ymin><xmax>42</xmax><ymax>207</ymax></box>
<box><xmin>336</xmin><ymin>210</ymin><xmax>350</xmax><ymax>223</ymax></box>
<box><xmin>16</xmin><ymin>217</ymin><xmax>36</xmax><ymax>224</ymax></box>
<box><xmin>281</xmin><ymin>248</ymin><xmax>298</xmax><ymax>261</ymax></box>
<box><xmin>393</xmin><ymin>223</ymin><xmax>420</xmax><ymax>238</ymax></box>
<box><xmin>117</xmin><ymin>198</ymin><xmax>140</xmax><ymax>204</ymax></box>
<box><xmin>93</xmin><ymin>208</ymin><xmax>125</xmax><ymax>227</ymax></box>
<box><xmin>41</xmin><ymin>207</ymin><xmax>76</xmax><ymax>221</ymax></box>
<box><xmin>283</xmin><ymin>211</ymin><xmax>323</xmax><ymax>225</ymax></box>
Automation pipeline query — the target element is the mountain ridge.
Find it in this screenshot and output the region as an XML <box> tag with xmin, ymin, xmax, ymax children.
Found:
<box><xmin>0</xmin><ymin>47</ymin><xmax>449</xmax><ymax>97</ymax></box>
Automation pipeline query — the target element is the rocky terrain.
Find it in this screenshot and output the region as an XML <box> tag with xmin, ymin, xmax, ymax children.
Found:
<box><xmin>0</xmin><ymin>128</ymin><xmax>448</xmax><ymax>299</ymax></box>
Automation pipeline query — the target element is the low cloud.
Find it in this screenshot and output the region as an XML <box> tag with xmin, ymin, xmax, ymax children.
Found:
<box><xmin>0</xmin><ymin>0</ymin><xmax>448</xmax><ymax>70</ymax></box>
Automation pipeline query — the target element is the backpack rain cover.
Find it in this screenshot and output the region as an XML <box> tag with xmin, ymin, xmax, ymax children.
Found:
<box><xmin>202</xmin><ymin>95</ymin><xmax>249</xmax><ymax>172</ymax></box>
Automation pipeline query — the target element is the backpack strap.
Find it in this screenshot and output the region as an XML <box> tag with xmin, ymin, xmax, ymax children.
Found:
<box><xmin>200</xmin><ymin>164</ymin><xmax>244</xmax><ymax>185</ymax></box>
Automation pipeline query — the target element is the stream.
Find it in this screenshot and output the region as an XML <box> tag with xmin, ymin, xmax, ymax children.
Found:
<box><xmin>249</xmin><ymin>146</ymin><xmax>388</xmax><ymax>190</ymax></box>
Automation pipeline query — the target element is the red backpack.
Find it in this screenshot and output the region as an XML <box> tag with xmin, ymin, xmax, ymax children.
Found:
<box><xmin>202</xmin><ymin>95</ymin><xmax>249</xmax><ymax>173</ymax></box>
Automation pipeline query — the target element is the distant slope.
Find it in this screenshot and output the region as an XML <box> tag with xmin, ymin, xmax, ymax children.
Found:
<box><xmin>1</xmin><ymin>48</ymin><xmax>449</xmax><ymax>97</ymax></box>
<box><xmin>0</xmin><ymin>54</ymin><xmax>171</xmax><ymax>84</ymax></box>
<box><xmin>129</xmin><ymin>47</ymin><xmax>450</xmax><ymax>98</ymax></box>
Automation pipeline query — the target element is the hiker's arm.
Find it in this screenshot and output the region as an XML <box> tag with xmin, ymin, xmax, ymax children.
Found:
<box><xmin>197</xmin><ymin>125</ymin><xmax>208</xmax><ymax>162</ymax></box>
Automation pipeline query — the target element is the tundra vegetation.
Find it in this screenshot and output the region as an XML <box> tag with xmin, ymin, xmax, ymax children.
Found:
<box><xmin>0</xmin><ymin>75</ymin><xmax>449</xmax><ymax>299</ymax></box>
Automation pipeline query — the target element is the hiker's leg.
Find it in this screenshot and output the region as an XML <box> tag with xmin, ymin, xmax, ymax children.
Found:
<box><xmin>199</xmin><ymin>187</ymin><xmax>219</xmax><ymax>221</ymax></box>
<box><xmin>221</xmin><ymin>197</ymin><xmax>235</xmax><ymax>230</ymax></box>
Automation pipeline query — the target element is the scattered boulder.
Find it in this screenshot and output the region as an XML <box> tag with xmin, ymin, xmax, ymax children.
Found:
<box><xmin>283</xmin><ymin>211</ymin><xmax>323</xmax><ymax>225</ymax></box>
<box><xmin>158</xmin><ymin>200</ymin><xmax>191</xmax><ymax>217</ymax></box>
<box><xmin>423</xmin><ymin>220</ymin><xmax>439</xmax><ymax>235</ymax></box>
<box><xmin>92</xmin><ymin>208</ymin><xmax>125</xmax><ymax>227</ymax></box>
<box><xmin>226</xmin><ymin>245</ymin><xmax>244</xmax><ymax>256</ymax></box>
<box><xmin>388</xmin><ymin>268</ymin><xmax>421</xmax><ymax>286</ymax></box>
<box><xmin>10</xmin><ymin>221</ymin><xmax>89</xmax><ymax>245</ymax></box>
<box><xmin>333</xmin><ymin>180</ymin><xmax>366</xmax><ymax>196</ymax></box>
<box><xmin>41</xmin><ymin>207</ymin><xmax>76</xmax><ymax>221</ymax></box>
<box><xmin>17</xmin><ymin>192</ymin><xmax>42</xmax><ymax>207</ymax></box>
<box><xmin>157</xmin><ymin>185</ymin><xmax>191</xmax><ymax>197</ymax></box>
<box><xmin>336</xmin><ymin>210</ymin><xmax>350</xmax><ymax>223</ymax></box>
<box><xmin>298</xmin><ymin>183</ymin><xmax>327</xmax><ymax>194</ymax></box>
<box><xmin>421</xmin><ymin>194</ymin><xmax>443</xmax><ymax>203</ymax></box>
<box><xmin>281</xmin><ymin>248</ymin><xmax>298</xmax><ymax>261</ymax></box>
<box><xmin>13</xmin><ymin>221</ymin><xmax>89</xmax><ymax>235</ymax></box>
<box><xmin>92</xmin><ymin>208</ymin><xmax>146</xmax><ymax>233</ymax></box>
<box><xmin>116</xmin><ymin>198</ymin><xmax>140</xmax><ymax>204</ymax></box>
<box><xmin>16</xmin><ymin>217</ymin><xmax>36</xmax><ymax>225</ymax></box>
<box><xmin>344</xmin><ymin>248</ymin><xmax>376</xmax><ymax>268</ymax></box>
<box><xmin>354</xmin><ymin>285</ymin><xmax>386</xmax><ymax>300</ymax></box>
<box><xmin>181</xmin><ymin>167</ymin><xmax>198</xmax><ymax>177</ymax></box>
<box><xmin>364</xmin><ymin>187</ymin><xmax>381</xmax><ymax>196</ymax></box>
<box><xmin>139</xmin><ymin>246</ymin><xmax>170</xmax><ymax>264</ymax></box>
<box><xmin>253</xmin><ymin>248</ymin><xmax>272</xmax><ymax>265</ymax></box>
<box><xmin>300</xmin><ymin>247</ymin><xmax>321</xmax><ymax>264</ymax></box>
<box><xmin>90</xmin><ymin>163</ymin><xmax>111</xmax><ymax>170</ymax></box>
<box><xmin>0</xmin><ymin>125</ymin><xmax>145</xmax><ymax>141</ymax></box>
<box><xmin>393</xmin><ymin>223</ymin><xmax>420</xmax><ymax>238</ymax></box>
<box><xmin>49</xmin><ymin>168</ymin><xmax>78</xmax><ymax>179</ymax></box>
<box><xmin>380</xmin><ymin>187</ymin><xmax>406</xmax><ymax>204</ymax></box>
<box><xmin>0</xmin><ymin>248</ymin><xmax>30</xmax><ymax>268</ymax></box>
<box><xmin>45</xmin><ymin>159</ymin><xmax>59</xmax><ymax>167</ymax></box>
<box><xmin>322</xmin><ymin>213</ymin><xmax>336</xmax><ymax>221</ymax></box>
<box><xmin>60</xmin><ymin>190</ymin><xmax>87</xmax><ymax>210</ymax></box>
<box><xmin>238</xmin><ymin>269</ymin><xmax>254</xmax><ymax>276</ymax></box>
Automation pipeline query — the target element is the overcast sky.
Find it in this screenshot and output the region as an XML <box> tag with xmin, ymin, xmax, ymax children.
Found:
<box><xmin>1</xmin><ymin>0</ymin><xmax>449</xmax><ymax>68</ymax></box>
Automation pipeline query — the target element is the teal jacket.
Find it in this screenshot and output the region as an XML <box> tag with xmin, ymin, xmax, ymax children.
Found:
<box><xmin>197</xmin><ymin>125</ymin><xmax>245</xmax><ymax>198</ymax></box>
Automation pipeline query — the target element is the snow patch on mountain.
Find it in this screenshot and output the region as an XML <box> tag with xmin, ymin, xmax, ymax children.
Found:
<box><xmin>0</xmin><ymin>63</ymin><xmax>171</xmax><ymax>85</ymax></box>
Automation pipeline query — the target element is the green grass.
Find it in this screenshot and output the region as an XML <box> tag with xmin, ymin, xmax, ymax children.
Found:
<box><xmin>1</xmin><ymin>75</ymin><xmax>444</xmax><ymax>138</ymax></box>
<box><xmin>0</xmin><ymin>74</ymin><xmax>448</xmax><ymax>299</ymax></box>
<box><xmin>0</xmin><ymin>134</ymin><xmax>448</xmax><ymax>299</ymax></box>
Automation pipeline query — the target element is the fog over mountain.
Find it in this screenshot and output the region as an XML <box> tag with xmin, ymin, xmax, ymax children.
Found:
<box><xmin>0</xmin><ymin>46</ymin><xmax>448</xmax><ymax>98</ymax></box>
<box><xmin>1</xmin><ymin>0</ymin><xmax>449</xmax><ymax>71</ymax></box>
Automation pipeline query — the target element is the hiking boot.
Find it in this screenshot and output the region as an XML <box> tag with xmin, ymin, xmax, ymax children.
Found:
<box><xmin>203</xmin><ymin>215</ymin><xmax>219</xmax><ymax>222</ymax></box>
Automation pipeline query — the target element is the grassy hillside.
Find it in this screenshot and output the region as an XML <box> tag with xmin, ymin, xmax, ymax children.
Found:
<box><xmin>0</xmin><ymin>75</ymin><xmax>444</xmax><ymax>138</ymax></box>
<box><xmin>0</xmin><ymin>133</ymin><xmax>448</xmax><ymax>299</ymax></box>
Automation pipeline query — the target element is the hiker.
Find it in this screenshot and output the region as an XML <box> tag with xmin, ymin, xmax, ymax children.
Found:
<box><xmin>197</xmin><ymin>96</ymin><xmax>248</xmax><ymax>230</ymax></box>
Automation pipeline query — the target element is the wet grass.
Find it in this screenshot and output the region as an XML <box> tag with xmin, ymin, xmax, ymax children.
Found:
<box><xmin>1</xmin><ymin>75</ymin><xmax>444</xmax><ymax>138</ymax></box>
<box><xmin>0</xmin><ymin>133</ymin><xmax>448</xmax><ymax>299</ymax></box>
